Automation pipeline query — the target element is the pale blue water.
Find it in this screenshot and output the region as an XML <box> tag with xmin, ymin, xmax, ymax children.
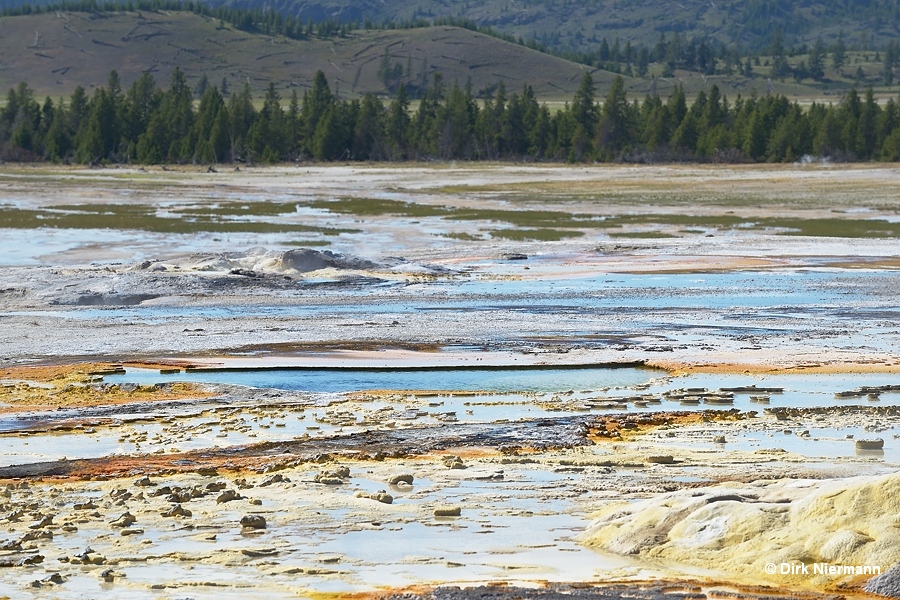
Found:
<box><xmin>6</xmin><ymin>269</ymin><xmax>896</xmax><ymax>329</ymax></box>
<box><xmin>104</xmin><ymin>367</ymin><xmax>900</xmax><ymax>410</ymax></box>
<box><xmin>105</xmin><ymin>366</ymin><xmax>656</xmax><ymax>393</ymax></box>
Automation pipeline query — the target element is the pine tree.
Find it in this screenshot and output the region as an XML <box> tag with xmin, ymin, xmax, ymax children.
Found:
<box><xmin>2</xmin><ymin>82</ymin><xmax>41</xmax><ymax>157</ymax></box>
<box><xmin>570</xmin><ymin>73</ymin><xmax>597</xmax><ymax>160</ymax></box>
<box><xmin>769</xmin><ymin>31</ymin><xmax>790</xmax><ymax>79</ymax></box>
<box><xmin>832</xmin><ymin>32</ymin><xmax>847</xmax><ymax>72</ymax></box>
<box><xmin>529</xmin><ymin>104</ymin><xmax>551</xmax><ymax>158</ymax></box>
<box><xmin>410</xmin><ymin>75</ymin><xmax>444</xmax><ymax>158</ymax></box>
<box><xmin>287</xmin><ymin>89</ymin><xmax>300</xmax><ymax>157</ymax></box>
<box><xmin>883</xmin><ymin>41</ymin><xmax>898</xmax><ymax>86</ymax></box>
<box><xmin>353</xmin><ymin>93</ymin><xmax>386</xmax><ymax>160</ymax></box>
<box><xmin>876</xmin><ymin>98</ymin><xmax>899</xmax><ymax>151</ymax></box>
<box><xmin>165</xmin><ymin>67</ymin><xmax>196</xmax><ymax>161</ymax></box>
<box><xmin>476</xmin><ymin>83</ymin><xmax>505</xmax><ymax>159</ymax></box>
<box><xmin>641</xmin><ymin>96</ymin><xmax>671</xmax><ymax>150</ymax></box>
<box><xmin>106</xmin><ymin>70</ymin><xmax>124</xmax><ymax>157</ymax></box>
<box><xmin>552</xmin><ymin>106</ymin><xmax>574</xmax><ymax>161</ymax></box>
<box><xmin>765</xmin><ymin>104</ymin><xmax>807</xmax><ymax>162</ymax></box>
<box><xmin>671</xmin><ymin>111</ymin><xmax>699</xmax><ymax>155</ymax></box>
<box><xmin>43</xmin><ymin>98</ymin><xmax>72</xmax><ymax>162</ymax></box>
<box><xmin>571</xmin><ymin>73</ymin><xmax>597</xmax><ymax>135</ymax></box>
<box><xmin>122</xmin><ymin>72</ymin><xmax>159</xmax><ymax>160</ymax></box>
<box><xmin>808</xmin><ymin>37</ymin><xmax>825</xmax><ymax>81</ymax></box>
<box><xmin>195</xmin><ymin>74</ymin><xmax>210</xmax><ymax>98</ymax></box>
<box><xmin>742</xmin><ymin>107</ymin><xmax>768</xmax><ymax>160</ymax></box>
<box><xmin>312</xmin><ymin>107</ymin><xmax>348</xmax><ymax>161</ymax></box>
<box><xmin>385</xmin><ymin>83</ymin><xmax>410</xmax><ymax>160</ymax></box>
<box><xmin>75</xmin><ymin>87</ymin><xmax>117</xmax><ymax>163</ymax></box>
<box><xmin>134</xmin><ymin>68</ymin><xmax>194</xmax><ymax>163</ymax></box>
<box><xmin>193</xmin><ymin>85</ymin><xmax>226</xmax><ymax>163</ymax></box>
<box><xmin>227</xmin><ymin>83</ymin><xmax>256</xmax><ymax>161</ymax></box>
<box><xmin>502</xmin><ymin>88</ymin><xmax>530</xmax><ymax>157</ymax></box>
<box><xmin>250</xmin><ymin>83</ymin><xmax>286</xmax><ymax>161</ymax></box>
<box><xmin>302</xmin><ymin>71</ymin><xmax>334</xmax><ymax>155</ymax></box>
<box><xmin>209</xmin><ymin>103</ymin><xmax>232</xmax><ymax>163</ymax></box>
<box><xmin>856</xmin><ymin>87</ymin><xmax>879</xmax><ymax>159</ymax></box>
<box><xmin>597</xmin><ymin>75</ymin><xmax>632</xmax><ymax>158</ymax></box>
<box><xmin>437</xmin><ymin>83</ymin><xmax>475</xmax><ymax>159</ymax></box>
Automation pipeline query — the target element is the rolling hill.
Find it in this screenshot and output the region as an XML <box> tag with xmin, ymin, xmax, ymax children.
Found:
<box><xmin>0</xmin><ymin>10</ymin><xmax>624</xmax><ymax>99</ymax></box>
<box><xmin>157</xmin><ymin>0</ymin><xmax>900</xmax><ymax>52</ymax></box>
<box><xmin>1</xmin><ymin>8</ymin><xmax>875</xmax><ymax>104</ymax></box>
<box><xmin>4</xmin><ymin>0</ymin><xmax>898</xmax><ymax>54</ymax></box>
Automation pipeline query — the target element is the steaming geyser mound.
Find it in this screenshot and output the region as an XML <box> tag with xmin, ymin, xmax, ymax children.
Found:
<box><xmin>581</xmin><ymin>472</ymin><xmax>900</xmax><ymax>590</ymax></box>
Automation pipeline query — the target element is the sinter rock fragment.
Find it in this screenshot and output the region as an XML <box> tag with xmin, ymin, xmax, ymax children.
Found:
<box><xmin>110</xmin><ymin>512</ymin><xmax>136</xmax><ymax>528</ymax></box>
<box><xmin>217</xmin><ymin>489</ymin><xmax>241</xmax><ymax>504</ymax></box>
<box><xmin>389</xmin><ymin>474</ymin><xmax>414</xmax><ymax>485</ymax></box>
<box><xmin>240</xmin><ymin>515</ymin><xmax>266</xmax><ymax>529</ymax></box>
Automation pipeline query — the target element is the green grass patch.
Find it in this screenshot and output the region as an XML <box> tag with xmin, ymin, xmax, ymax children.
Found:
<box><xmin>171</xmin><ymin>201</ymin><xmax>304</xmax><ymax>217</ymax></box>
<box><xmin>607</xmin><ymin>231</ymin><xmax>678</xmax><ymax>239</ymax></box>
<box><xmin>308</xmin><ymin>197</ymin><xmax>452</xmax><ymax>218</ymax></box>
<box><xmin>303</xmin><ymin>198</ymin><xmax>900</xmax><ymax>238</ymax></box>
<box><xmin>310</xmin><ymin>197</ymin><xmax>605</xmax><ymax>229</ymax></box>
<box><xmin>451</xmin><ymin>208</ymin><xmax>600</xmax><ymax>228</ymax></box>
<box><xmin>765</xmin><ymin>217</ymin><xmax>900</xmax><ymax>238</ymax></box>
<box><xmin>283</xmin><ymin>240</ymin><xmax>333</xmax><ymax>246</ymax></box>
<box><xmin>7</xmin><ymin>198</ymin><xmax>898</xmax><ymax>240</ymax></box>
<box><xmin>613</xmin><ymin>214</ymin><xmax>747</xmax><ymax>228</ymax></box>
<box><xmin>0</xmin><ymin>204</ymin><xmax>355</xmax><ymax>235</ymax></box>
<box><xmin>439</xmin><ymin>232</ymin><xmax>484</xmax><ymax>240</ymax></box>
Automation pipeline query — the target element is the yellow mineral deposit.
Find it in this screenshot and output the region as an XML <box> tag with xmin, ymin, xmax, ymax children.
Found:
<box><xmin>582</xmin><ymin>472</ymin><xmax>900</xmax><ymax>589</ymax></box>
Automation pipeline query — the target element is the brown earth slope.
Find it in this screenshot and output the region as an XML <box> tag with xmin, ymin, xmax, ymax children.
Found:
<box><xmin>0</xmin><ymin>10</ymin><xmax>618</xmax><ymax>99</ymax></box>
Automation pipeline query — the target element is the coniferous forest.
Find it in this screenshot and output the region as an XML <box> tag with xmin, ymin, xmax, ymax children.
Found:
<box><xmin>3</xmin><ymin>68</ymin><xmax>900</xmax><ymax>164</ymax></box>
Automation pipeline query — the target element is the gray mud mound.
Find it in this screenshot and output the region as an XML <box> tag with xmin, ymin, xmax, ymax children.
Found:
<box><xmin>282</xmin><ymin>248</ymin><xmax>378</xmax><ymax>272</ymax></box>
<box><xmin>867</xmin><ymin>563</ymin><xmax>900</xmax><ymax>598</ymax></box>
